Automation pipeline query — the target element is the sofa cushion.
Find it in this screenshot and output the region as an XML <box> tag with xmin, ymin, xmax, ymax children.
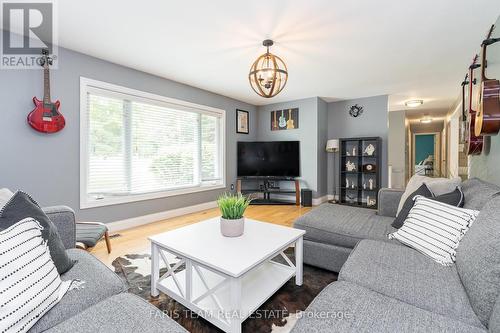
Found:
<box><xmin>388</xmin><ymin>196</ymin><xmax>479</xmax><ymax>266</ymax></box>
<box><xmin>44</xmin><ymin>293</ymin><xmax>187</xmax><ymax>333</ymax></box>
<box><xmin>456</xmin><ymin>195</ymin><xmax>500</xmax><ymax>327</ymax></box>
<box><xmin>290</xmin><ymin>281</ymin><xmax>486</xmax><ymax>333</ymax></box>
<box><xmin>461</xmin><ymin>178</ymin><xmax>500</xmax><ymax>210</ymax></box>
<box><xmin>293</xmin><ymin>204</ymin><xmax>396</xmax><ymax>248</ymax></box>
<box><xmin>0</xmin><ymin>188</ymin><xmax>13</xmax><ymax>209</ymax></box>
<box><xmin>392</xmin><ymin>183</ymin><xmax>433</xmax><ymax>229</ymax></box>
<box><xmin>0</xmin><ymin>191</ymin><xmax>74</xmax><ymax>274</ymax></box>
<box><xmin>29</xmin><ymin>249</ymin><xmax>127</xmax><ymax>333</ymax></box>
<box><xmin>397</xmin><ymin>175</ymin><xmax>461</xmax><ymax>214</ymax></box>
<box><xmin>339</xmin><ymin>240</ymin><xmax>484</xmax><ymax>328</ymax></box>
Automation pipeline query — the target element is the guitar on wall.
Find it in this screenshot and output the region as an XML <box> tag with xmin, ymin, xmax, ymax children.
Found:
<box><xmin>27</xmin><ymin>49</ymin><xmax>65</xmax><ymax>133</ymax></box>
<box><xmin>466</xmin><ymin>55</ymin><xmax>483</xmax><ymax>155</ymax></box>
<box><xmin>272</xmin><ymin>111</ymin><xmax>278</xmax><ymax>130</ymax></box>
<box><xmin>286</xmin><ymin>109</ymin><xmax>295</xmax><ymax>129</ymax></box>
<box><xmin>278</xmin><ymin>110</ymin><xmax>286</xmax><ymax>128</ymax></box>
<box><xmin>475</xmin><ymin>24</ymin><xmax>500</xmax><ymax>136</ymax></box>
<box><xmin>460</xmin><ymin>73</ymin><xmax>469</xmax><ymax>144</ymax></box>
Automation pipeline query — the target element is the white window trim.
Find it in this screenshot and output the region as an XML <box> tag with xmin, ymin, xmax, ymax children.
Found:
<box><xmin>79</xmin><ymin>77</ymin><xmax>226</xmax><ymax>209</ymax></box>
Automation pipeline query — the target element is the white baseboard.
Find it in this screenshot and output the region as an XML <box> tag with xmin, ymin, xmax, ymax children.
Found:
<box><xmin>107</xmin><ymin>194</ymin><xmax>329</xmax><ymax>233</ymax></box>
<box><xmin>107</xmin><ymin>200</ymin><xmax>218</xmax><ymax>233</ymax></box>
<box><xmin>312</xmin><ymin>195</ymin><xmax>329</xmax><ymax>205</ymax></box>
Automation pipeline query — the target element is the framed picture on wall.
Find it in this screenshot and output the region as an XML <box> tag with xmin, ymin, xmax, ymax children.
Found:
<box><xmin>236</xmin><ymin>109</ymin><xmax>249</xmax><ymax>134</ymax></box>
<box><xmin>271</xmin><ymin>108</ymin><xmax>299</xmax><ymax>131</ymax></box>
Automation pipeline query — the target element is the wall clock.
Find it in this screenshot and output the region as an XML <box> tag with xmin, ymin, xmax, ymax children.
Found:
<box><xmin>349</xmin><ymin>104</ymin><xmax>364</xmax><ymax>118</ymax></box>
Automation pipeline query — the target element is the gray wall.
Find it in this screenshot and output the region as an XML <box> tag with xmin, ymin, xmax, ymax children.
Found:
<box><xmin>0</xmin><ymin>47</ymin><xmax>257</xmax><ymax>222</ymax></box>
<box><xmin>388</xmin><ymin>111</ymin><xmax>406</xmax><ymax>189</ymax></box>
<box><xmin>327</xmin><ymin>95</ymin><xmax>389</xmax><ymax>194</ymax></box>
<box><xmin>470</xmin><ymin>136</ymin><xmax>500</xmax><ymax>185</ymax></box>
<box><xmin>256</xmin><ymin>97</ymin><xmax>321</xmax><ymax>196</ymax></box>
<box><xmin>316</xmin><ymin>98</ymin><xmax>329</xmax><ymax>197</ymax></box>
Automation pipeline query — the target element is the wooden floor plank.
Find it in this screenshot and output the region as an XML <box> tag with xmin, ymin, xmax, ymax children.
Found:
<box><xmin>90</xmin><ymin>205</ymin><xmax>313</xmax><ymax>266</ymax></box>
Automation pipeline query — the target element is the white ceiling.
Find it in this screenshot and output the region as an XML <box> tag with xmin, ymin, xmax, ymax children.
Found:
<box><xmin>54</xmin><ymin>1</ymin><xmax>500</xmax><ymax>111</ymax></box>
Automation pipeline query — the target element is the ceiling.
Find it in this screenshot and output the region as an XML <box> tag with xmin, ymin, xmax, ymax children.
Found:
<box><xmin>52</xmin><ymin>1</ymin><xmax>500</xmax><ymax>111</ymax></box>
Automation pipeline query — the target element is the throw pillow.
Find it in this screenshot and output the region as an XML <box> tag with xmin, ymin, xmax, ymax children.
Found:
<box><xmin>0</xmin><ymin>218</ymin><xmax>73</xmax><ymax>333</ymax></box>
<box><xmin>432</xmin><ymin>186</ymin><xmax>464</xmax><ymax>207</ymax></box>
<box><xmin>392</xmin><ymin>183</ymin><xmax>433</xmax><ymax>229</ymax></box>
<box><xmin>388</xmin><ymin>195</ymin><xmax>479</xmax><ymax>266</ymax></box>
<box><xmin>0</xmin><ymin>191</ymin><xmax>74</xmax><ymax>274</ymax></box>
<box><xmin>396</xmin><ymin>175</ymin><xmax>462</xmax><ymax>214</ymax></box>
<box><xmin>0</xmin><ymin>188</ymin><xmax>13</xmax><ymax>209</ymax></box>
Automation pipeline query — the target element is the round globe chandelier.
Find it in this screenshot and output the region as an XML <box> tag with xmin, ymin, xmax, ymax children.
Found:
<box><xmin>248</xmin><ymin>39</ymin><xmax>288</xmax><ymax>98</ymax></box>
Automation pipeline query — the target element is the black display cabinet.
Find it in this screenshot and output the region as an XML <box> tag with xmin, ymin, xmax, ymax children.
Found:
<box><xmin>339</xmin><ymin>137</ymin><xmax>381</xmax><ymax>209</ymax></box>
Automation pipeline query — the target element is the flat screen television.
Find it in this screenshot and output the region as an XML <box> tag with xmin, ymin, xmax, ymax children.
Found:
<box><xmin>237</xmin><ymin>141</ymin><xmax>300</xmax><ymax>178</ymax></box>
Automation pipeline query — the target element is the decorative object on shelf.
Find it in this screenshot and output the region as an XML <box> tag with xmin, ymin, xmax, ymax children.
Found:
<box><xmin>249</xmin><ymin>39</ymin><xmax>288</xmax><ymax>98</ymax></box>
<box><xmin>346</xmin><ymin>194</ymin><xmax>356</xmax><ymax>204</ymax></box>
<box><xmin>326</xmin><ymin>139</ymin><xmax>340</xmax><ymax>203</ymax></box>
<box><xmin>346</xmin><ymin>161</ymin><xmax>357</xmax><ymax>172</ymax></box>
<box><xmin>364</xmin><ymin>144</ymin><xmax>375</xmax><ymax>156</ymax></box>
<box><xmin>352</xmin><ymin>147</ymin><xmax>357</xmax><ymax>156</ymax></box>
<box><xmin>270</xmin><ymin>108</ymin><xmax>299</xmax><ymax>131</ymax></box>
<box><xmin>346</xmin><ymin>179</ymin><xmax>349</xmax><ymax>188</ymax></box>
<box><xmin>28</xmin><ymin>48</ymin><xmax>65</xmax><ymax>133</ymax></box>
<box><xmin>351</xmin><ymin>183</ymin><xmax>355</xmax><ymax>189</ymax></box>
<box><xmin>367</xmin><ymin>197</ymin><xmax>377</xmax><ymax>207</ymax></box>
<box><xmin>346</xmin><ymin>151</ymin><xmax>351</xmax><ymax>156</ymax></box>
<box><xmin>236</xmin><ymin>109</ymin><xmax>249</xmax><ymax>134</ymax></box>
<box><xmin>363</xmin><ymin>163</ymin><xmax>376</xmax><ymax>172</ymax></box>
<box><xmin>348</xmin><ymin>104</ymin><xmax>364</xmax><ymax>118</ymax></box>
<box><xmin>363</xmin><ymin>183</ymin><xmax>366</xmax><ymax>189</ymax></box>
<box><xmin>369</xmin><ymin>179</ymin><xmax>374</xmax><ymax>190</ymax></box>
<box><xmin>217</xmin><ymin>193</ymin><xmax>252</xmax><ymax>237</ymax></box>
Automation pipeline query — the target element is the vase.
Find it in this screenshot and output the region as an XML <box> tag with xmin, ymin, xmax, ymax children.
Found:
<box><xmin>220</xmin><ymin>217</ymin><xmax>245</xmax><ymax>237</ymax></box>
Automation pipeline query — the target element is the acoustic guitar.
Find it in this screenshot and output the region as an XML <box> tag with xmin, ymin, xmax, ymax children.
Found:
<box><xmin>475</xmin><ymin>25</ymin><xmax>500</xmax><ymax>136</ymax></box>
<box><xmin>272</xmin><ymin>111</ymin><xmax>278</xmax><ymax>130</ymax></box>
<box><xmin>466</xmin><ymin>55</ymin><xmax>483</xmax><ymax>155</ymax></box>
<box><xmin>460</xmin><ymin>73</ymin><xmax>469</xmax><ymax>144</ymax></box>
<box><xmin>278</xmin><ymin>110</ymin><xmax>286</xmax><ymax>128</ymax></box>
<box><xmin>286</xmin><ymin>109</ymin><xmax>295</xmax><ymax>129</ymax></box>
<box><xmin>27</xmin><ymin>49</ymin><xmax>65</xmax><ymax>133</ymax></box>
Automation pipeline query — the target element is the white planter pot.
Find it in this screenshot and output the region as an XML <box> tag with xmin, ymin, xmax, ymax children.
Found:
<box><xmin>220</xmin><ymin>217</ymin><xmax>245</xmax><ymax>237</ymax></box>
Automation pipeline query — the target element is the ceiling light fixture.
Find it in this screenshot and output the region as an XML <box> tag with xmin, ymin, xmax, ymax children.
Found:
<box><xmin>420</xmin><ymin>116</ymin><xmax>432</xmax><ymax>124</ymax></box>
<box><xmin>248</xmin><ymin>39</ymin><xmax>288</xmax><ymax>98</ymax></box>
<box><xmin>405</xmin><ymin>99</ymin><xmax>424</xmax><ymax>108</ymax></box>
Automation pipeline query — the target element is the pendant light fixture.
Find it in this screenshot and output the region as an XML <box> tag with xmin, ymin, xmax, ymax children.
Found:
<box><xmin>248</xmin><ymin>39</ymin><xmax>288</xmax><ymax>98</ymax></box>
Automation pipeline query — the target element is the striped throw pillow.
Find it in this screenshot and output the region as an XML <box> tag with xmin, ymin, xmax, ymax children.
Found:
<box><xmin>0</xmin><ymin>218</ymin><xmax>73</xmax><ymax>333</ymax></box>
<box><xmin>388</xmin><ymin>195</ymin><xmax>479</xmax><ymax>265</ymax></box>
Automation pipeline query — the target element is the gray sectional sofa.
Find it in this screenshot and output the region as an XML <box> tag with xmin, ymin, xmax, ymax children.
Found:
<box><xmin>30</xmin><ymin>206</ymin><xmax>186</xmax><ymax>333</ymax></box>
<box><xmin>292</xmin><ymin>178</ymin><xmax>500</xmax><ymax>332</ymax></box>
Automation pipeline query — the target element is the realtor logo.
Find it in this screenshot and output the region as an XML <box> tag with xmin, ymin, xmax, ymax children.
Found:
<box><xmin>1</xmin><ymin>0</ymin><xmax>58</xmax><ymax>69</ymax></box>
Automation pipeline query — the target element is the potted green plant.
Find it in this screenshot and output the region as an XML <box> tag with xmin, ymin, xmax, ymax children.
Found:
<box><xmin>217</xmin><ymin>193</ymin><xmax>252</xmax><ymax>237</ymax></box>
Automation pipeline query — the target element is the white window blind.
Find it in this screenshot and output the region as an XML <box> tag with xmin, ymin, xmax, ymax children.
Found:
<box><xmin>80</xmin><ymin>78</ymin><xmax>225</xmax><ymax>208</ymax></box>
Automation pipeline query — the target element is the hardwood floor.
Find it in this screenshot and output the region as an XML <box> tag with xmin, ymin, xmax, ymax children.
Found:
<box><xmin>90</xmin><ymin>205</ymin><xmax>313</xmax><ymax>266</ymax></box>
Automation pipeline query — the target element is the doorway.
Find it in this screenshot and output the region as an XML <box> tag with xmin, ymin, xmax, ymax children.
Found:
<box><xmin>412</xmin><ymin>133</ymin><xmax>441</xmax><ymax>177</ymax></box>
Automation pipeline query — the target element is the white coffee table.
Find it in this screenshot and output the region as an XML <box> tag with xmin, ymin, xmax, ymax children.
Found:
<box><xmin>149</xmin><ymin>217</ymin><xmax>305</xmax><ymax>333</ymax></box>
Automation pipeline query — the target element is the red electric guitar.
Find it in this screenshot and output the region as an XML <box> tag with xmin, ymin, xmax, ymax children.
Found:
<box><xmin>466</xmin><ymin>55</ymin><xmax>483</xmax><ymax>155</ymax></box>
<box><xmin>27</xmin><ymin>49</ymin><xmax>65</xmax><ymax>133</ymax></box>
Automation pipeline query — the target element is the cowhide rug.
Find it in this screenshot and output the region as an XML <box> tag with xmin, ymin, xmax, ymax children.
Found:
<box><xmin>111</xmin><ymin>249</ymin><xmax>337</xmax><ymax>333</ymax></box>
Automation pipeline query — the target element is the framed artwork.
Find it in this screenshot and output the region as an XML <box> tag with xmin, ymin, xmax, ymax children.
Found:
<box><xmin>271</xmin><ymin>108</ymin><xmax>299</xmax><ymax>131</ymax></box>
<box><xmin>236</xmin><ymin>109</ymin><xmax>249</xmax><ymax>134</ymax></box>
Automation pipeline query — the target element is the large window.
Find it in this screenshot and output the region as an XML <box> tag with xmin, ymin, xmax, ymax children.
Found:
<box><xmin>80</xmin><ymin>78</ymin><xmax>225</xmax><ymax>208</ymax></box>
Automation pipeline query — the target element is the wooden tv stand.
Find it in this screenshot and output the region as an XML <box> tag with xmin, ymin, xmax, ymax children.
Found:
<box><xmin>236</xmin><ymin>177</ymin><xmax>300</xmax><ymax>206</ymax></box>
